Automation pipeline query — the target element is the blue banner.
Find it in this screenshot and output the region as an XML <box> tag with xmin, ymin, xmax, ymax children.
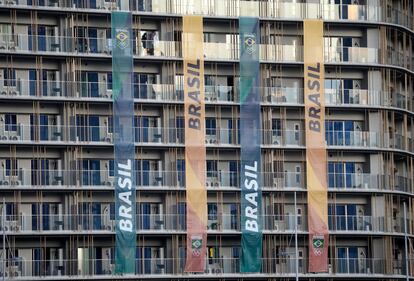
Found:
<box><xmin>112</xmin><ymin>11</ymin><xmax>136</xmax><ymax>274</ymax></box>
<box><xmin>239</xmin><ymin>16</ymin><xmax>262</xmax><ymax>273</ymax></box>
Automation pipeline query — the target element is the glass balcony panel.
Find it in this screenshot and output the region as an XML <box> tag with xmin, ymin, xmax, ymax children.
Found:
<box><xmin>261</xmin><ymin>87</ymin><xmax>303</xmax><ymax>104</ymax></box>
<box><xmin>262</xmin><ymin>129</ymin><xmax>304</xmax><ymax>146</ymax></box>
<box><xmin>5</xmin><ymin>257</ymin><xmax>402</xmax><ymax>276</ymax></box>
<box><xmin>262</xmin><ymin>214</ymin><xmax>307</xmax><ymax>232</ymax></box>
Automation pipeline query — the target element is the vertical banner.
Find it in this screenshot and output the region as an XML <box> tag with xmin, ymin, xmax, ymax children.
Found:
<box><xmin>182</xmin><ymin>15</ymin><xmax>207</xmax><ymax>273</ymax></box>
<box><xmin>239</xmin><ymin>17</ymin><xmax>262</xmax><ymax>273</ymax></box>
<box><xmin>304</xmin><ymin>20</ymin><xmax>328</xmax><ymax>273</ymax></box>
<box><xmin>112</xmin><ymin>11</ymin><xmax>136</xmax><ymax>274</ymax></box>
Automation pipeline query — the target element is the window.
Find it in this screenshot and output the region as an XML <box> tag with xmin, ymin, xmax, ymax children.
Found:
<box><xmin>294</xmin><ymin>123</ymin><xmax>300</xmax><ymax>141</ymax></box>
<box><xmin>208</xmin><ymin>203</ymin><xmax>217</xmax><ymax>220</ymax></box>
<box><xmin>5</xmin><ymin>114</ymin><xmax>17</xmax><ymax>132</ymax></box>
<box><xmin>107</xmin><ymin>116</ymin><xmax>113</xmax><ymax>134</ymax></box>
<box><xmin>206</xmin><ymin>118</ymin><xmax>216</xmax><ymax>136</ymax></box>
<box><xmin>5</xmin><ymin>159</ymin><xmax>17</xmax><ymax>176</ymax></box>
<box><xmin>107</xmin><ymin>73</ymin><xmax>112</xmax><ymax>90</ymax></box>
<box><xmin>3</xmin><ymin>69</ymin><xmax>16</xmax><ymax>87</ymax></box>
<box><xmin>274</xmin><ymin>203</ymin><xmax>283</xmax><ymax>221</ymax></box>
<box><xmin>206</xmin><ymin>160</ymin><xmax>217</xmax><ymax>178</ymax></box>
<box><xmin>328</xmin><ymin>162</ymin><xmax>356</xmax><ymax>188</ymax></box>
<box><xmin>272</xmin><ymin>119</ymin><xmax>282</xmax><ymax>136</ymax></box>
<box><xmin>108</xmin><ymin>160</ymin><xmax>114</xmax><ymax>177</ymax></box>
<box><xmin>295</xmin><ymin>166</ymin><xmax>301</xmax><ymax>184</ymax></box>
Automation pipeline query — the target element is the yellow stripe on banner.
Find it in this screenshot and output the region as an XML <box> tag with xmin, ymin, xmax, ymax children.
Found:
<box><xmin>183</xmin><ymin>15</ymin><xmax>207</xmax><ymax>273</ymax></box>
<box><xmin>183</xmin><ymin>15</ymin><xmax>207</xmax><ymax>226</ymax></box>
<box><xmin>304</xmin><ymin>19</ymin><xmax>328</xmax><ymax>273</ymax></box>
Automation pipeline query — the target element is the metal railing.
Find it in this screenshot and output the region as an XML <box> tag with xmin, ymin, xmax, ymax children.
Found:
<box><xmin>327</xmin><ymin>173</ymin><xmax>413</xmax><ymax>193</ymax></box>
<box><xmin>2</xmin><ymin>81</ymin><xmax>412</xmax><ymax>112</ymax></box>
<box><xmin>0</xmin><ymin>167</ymin><xmax>411</xmax><ymax>192</ymax></box>
<box><xmin>0</xmin><ymin>257</ymin><xmax>409</xmax><ymax>277</ymax></box>
<box><xmin>2</xmin><ymin>212</ymin><xmax>409</xmax><ymax>234</ymax></box>
<box><xmin>2</xmin><ymin>1</ymin><xmax>412</xmax><ymax>30</ymax></box>
<box><xmin>3</xmin><ymin>34</ymin><xmax>411</xmax><ymax>71</ymax></box>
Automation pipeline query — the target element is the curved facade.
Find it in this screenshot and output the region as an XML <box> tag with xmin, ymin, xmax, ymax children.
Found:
<box><xmin>0</xmin><ymin>0</ymin><xmax>413</xmax><ymax>280</ymax></box>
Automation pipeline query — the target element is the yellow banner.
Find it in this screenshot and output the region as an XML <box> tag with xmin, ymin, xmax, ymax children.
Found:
<box><xmin>304</xmin><ymin>20</ymin><xmax>328</xmax><ymax>273</ymax></box>
<box><xmin>182</xmin><ymin>15</ymin><xmax>207</xmax><ymax>273</ymax></box>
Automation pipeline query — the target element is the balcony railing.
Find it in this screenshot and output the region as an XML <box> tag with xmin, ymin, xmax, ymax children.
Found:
<box><xmin>324</xmin><ymin>46</ymin><xmax>379</xmax><ymax>64</ymax></box>
<box><xmin>2</xmin><ymin>81</ymin><xmax>412</xmax><ymax>112</ymax></box>
<box><xmin>327</xmin><ymin>173</ymin><xmax>413</xmax><ymax>193</ymax></box>
<box><xmin>325</xmin><ymin>89</ymin><xmax>412</xmax><ymax>111</ymax></box>
<box><xmin>0</xmin><ymin>167</ymin><xmax>411</xmax><ymax>193</ymax></box>
<box><xmin>0</xmin><ymin>124</ymin><xmax>412</xmax><ymax>153</ymax></box>
<box><xmin>0</xmin><ymin>257</ymin><xmax>409</xmax><ymax>277</ymax></box>
<box><xmin>2</xmin><ymin>1</ymin><xmax>412</xmax><ymax>30</ymax></box>
<box><xmin>2</xmin><ymin>212</ymin><xmax>410</xmax><ymax>235</ymax></box>
<box><xmin>261</xmin><ymin>87</ymin><xmax>303</xmax><ymax>104</ymax></box>
<box><xmin>0</xmin><ymin>169</ymin><xmax>307</xmax><ymax>189</ymax></box>
<box><xmin>262</xmin><ymin>129</ymin><xmax>305</xmax><ymax>146</ymax></box>
<box><xmin>7</xmin><ymin>34</ymin><xmax>412</xmax><ymax>70</ymax></box>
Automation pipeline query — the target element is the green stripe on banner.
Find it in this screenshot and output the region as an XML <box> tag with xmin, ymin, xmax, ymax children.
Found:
<box><xmin>112</xmin><ymin>11</ymin><xmax>136</xmax><ymax>274</ymax></box>
<box><xmin>239</xmin><ymin>16</ymin><xmax>262</xmax><ymax>273</ymax></box>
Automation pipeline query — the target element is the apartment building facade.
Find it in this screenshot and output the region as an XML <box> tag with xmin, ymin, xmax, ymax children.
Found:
<box><xmin>0</xmin><ymin>0</ymin><xmax>413</xmax><ymax>280</ymax></box>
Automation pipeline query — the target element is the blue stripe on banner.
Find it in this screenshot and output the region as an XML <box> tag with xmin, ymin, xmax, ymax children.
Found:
<box><xmin>239</xmin><ymin>16</ymin><xmax>262</xmax><ymax>273</ymax></box>
<box><xmin>111</xmin><ymin>11</ymin><xmax>136</xmax><ymax>274</ymax></box>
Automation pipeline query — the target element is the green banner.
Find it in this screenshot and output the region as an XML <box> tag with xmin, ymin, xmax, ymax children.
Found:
<box><xmin>112</xmin><ymin>11</ymin><xmax>136</xmax><ymax>274</ymax></box>
<box><xmin>239</xmin><ymin>16</ymin><xmax>262</xmax><ymax>273</ymax></box>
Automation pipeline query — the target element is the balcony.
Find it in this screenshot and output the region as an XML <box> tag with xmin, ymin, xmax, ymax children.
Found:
<box><xmin>0</xmin><ymin>34</ymin><xmax>180</xmax><ymax>58</ymax></box>
<box><xmin>325</xmin><ymin>89</ymin><xmax>412</xmax><ymax>111</ymax></box>
<box><xmin>324</xmin><ymin>46</ymin><xmax>379</xmax><ymax>64</ymax></box>
<box><xmin>2</xmin><ymin>210</ymin><xmax>411</xmax><ymax>236</ymax></box>
<box><xmin>0</xmin><ymin>168</ymin><xmax>410</xmax><ymax>194</ymax></box>
<box><xmin>1</xmin><ymin>1</ymin><xmax>413</xmax><ymax>30</ymax></box>
<box><xmin>262</xmin><ymin>129</ymin><xmax>305</xmax><ymax>147</ymax></box>
<box><xmin>328</xmin><ymin>173</ymin><xmax>412</xmax><ymax>193</ymax></box>
<box><xmin>205</xmin><ymin>85</ymin><xmax>237</xmax><ymax>103</ymax></box>
<box><xmin>0</xmin><ymin>256</ymin><xmax>408</xmax><ymax>277</ymax></box>
<box><xmin>0</xmin><ymin>124</ymin><xmax>185</xmax><ymax>145</ymax></box>
<box><xmin>328</xmin><ymin>215</ymin><xmax>385</xmax><ymax>232</ymax></box>
<box><xmin>205</xmin><ymin>129</ymin><xmax>239</xmax><ymax>146</ymax></box>
<box><xmin>326</xmin><ymin>130</ymin><xmax>379</xmax><ymax>148</ymax></box>
<box><xmin>203</xmin><ymin>42</ymin><xmax>302</xmax><ymax>61</ymax></box>
<box><xmin>261</xmin><ymin>87</ymin><xmax>303</xmax><ymax>105</ymax></box>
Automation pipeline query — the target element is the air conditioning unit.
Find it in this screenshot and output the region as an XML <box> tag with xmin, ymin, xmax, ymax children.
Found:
<box><xmin>273</xmin><ymin>178</ymin><xmax>282</xmax><ymax>188</ymax></box>
<box><xmin>0</xmin><ymin>225</ymin><xmax>8</xmax><ymax>231</ymax></box>
<box><xmin>4</xmin><ymin>220</ymin><xmax>18</xmax><ymax>231</ymax></box>
<box><xmin>206</xmin><ymin>264</ymin><xmax>221</xmax><ymax>274</ymax></box>
<box><xmin>5</xmin><ymin>266</ymin><xmax>21</xmax><ymax>277</ymax></box>
<box><xmin>8</xmin><ymin>90</ymin><xmax>19</xmax><ymax>96</ymax></box>
<box><xmin>102</xmin><ymin>90</ymin><xmax>112</xmax><ymax>98</ymax></box>
<box><xmin>12</xmin><ymin>180</ymin><xmax>21</xmax><ymax>186</ymax></box>
<box><xmin>104</xmin><ymin>224</ymin><xmax>114</xmax><ymax>231</ymax></box>
<box><xmin>103</xmin><ymin>180</ymin><xmax>113</xmax><ymax>187</ymax></box>
<box><xmin>208</xmin><ymin>220</ymin><xmax>218</xmax><ymax>230</ymax></box>
<box><xmin>272</xmin><ymin>135</ymin><xmax>281</xmax><ymax>145</ymax></box>
<box><xmin>9</xmin><ymin>135</ymin><xmax>20</xmax><ymax>141</ymax></box>
<box><xmin>104</xmin><ymin>133</ymin><xmax>112</xmax><ymax>142</ymax></box>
